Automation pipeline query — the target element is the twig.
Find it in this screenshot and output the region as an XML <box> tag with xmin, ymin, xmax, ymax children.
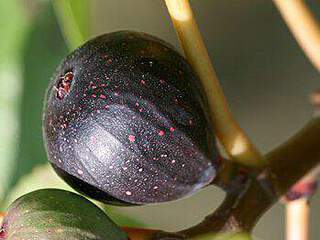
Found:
<box><xmin>119</xmin><ymin>117</ymin><xmax>320</xmax><ymax>239</ymax></box>
<box><xmin>179</xmin><ymin>118</ymin><xmax>320</xmax><ymax>237</ymax></box>
<box><xmin>283</xmin><ymin>91</ymin><xmax>320</xmax><ymax>240</ymax></box>
<box><xmin>0</xmin><ymin>212</ymin><xmax>4</xmax><ymax>226</ymax></box>
<box><xmin>267</xmin><ymin>117</ymin><xmax>320</xmax><ymax>240</ymax></box>
<box><xmin>164</xmin><ymin>0</ymin><xmax>263</xmax><ymax>167</ymax></box>
<box><xmin>264</xmin><ymin>118</ymin><xmax>320</xmax><ymax>194</ymax></box>
<box><xmin>120</xmin><ymin>2</ymin><xmax>320</xmax><ymax>239</ymax></box>
<box><xmin>284</xmin><ymin>170</ymin><xmax>319</xmax><ymax>240</ymax></box>
<box><xmin>286</xmin><ymin>199</ymin><xmax>309</xmax><ymax>240</ymax></box>
<box><xmin>284</xmin><ymin>173</ymin><xmax>318</xmax><ymax>240</ymax></box>
<box><xmin>273</xmin><ymin>0</ymin><xmax>320</xmax><ymax>72</ymax></box>
<box><xmin>178</xmin><ymin>180</ymin><xmax>274</xmax><ymax>236</ymax></box>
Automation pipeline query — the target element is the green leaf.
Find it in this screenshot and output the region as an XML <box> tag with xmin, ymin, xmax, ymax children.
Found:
<box><xmin>3</xmin><ymin>164</ymin><xmax>73</xmax><ymax>209</ymax></box>
<box><xmin>1</xmin><ymin>189</ymin><xmax>128</xmax><ymax>240</ymax></box>
<box><xmin>53</xmin><ymin>0</ymin><xmax>90</xmax><ymax>50</ymax></box>
<box><xmin>4</xmin><ymin>164</ymin><xmax>145</xmax><ymax>228</ymax></box>
<box><xmin>0</xmin><ymin>0</ymin><xmax>29</xmax><ymax>203</ymax></box>
<box><xmin>0</xmin><ymin>0</ymin><xmax>28</xmax><ymax>64</ymax></box>
<box><xmin>10</xmin><ymin>2</ymin><xmax>68</xmax><ymax>195</ymax></box>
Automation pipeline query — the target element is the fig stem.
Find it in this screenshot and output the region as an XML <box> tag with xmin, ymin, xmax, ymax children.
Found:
<box><xmin>0</xmin><ymin>212</ymin><xmax>4</xmax><ymax>226</ymax></box>
<box><xmin>273</xmin><ymin>0</ymin><xmax>320</xmax><ymax>72</ymax></box>
<box><xmin>264</xmin><ymin>118</ymin><xmax>320</xmax><ymax>196</ymax></box>
<box><xmin>286</xmin><ymin>199</ymin><xmax>309</xmax><ymax>240</ymax></box>
<box><xmin>164</xmin><ymin>0</ymin><xmax>263</xmax><ymax>167</ymax></box>
<box><xmin>282</xmin><ymin>91</ymin><xmax>320</xmax><ymax>240</ymax></box>
<box><xmin>118</xmin><ymin>118</ymin><xmax>320</xmax><ymax>239</ymax></box>
<box><xmin>166</xmin><ymin>118</ymin><xmax>320</xmax><ymax>238</ymax></box>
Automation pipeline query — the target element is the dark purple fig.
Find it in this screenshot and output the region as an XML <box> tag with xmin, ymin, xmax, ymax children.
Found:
<box><xmin>43</xmin><ymin>31</ymin><xmax>218</xmax><ymax>205</ymax></box>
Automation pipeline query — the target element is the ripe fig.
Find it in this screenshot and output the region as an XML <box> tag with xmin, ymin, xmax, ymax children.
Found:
<box><xmin>0</xmin><ymin>189</ymin><xmax>127</xmax><ymax>240</ymax></box>
<box><xmin>43</xmin><ymin>31</ymin><xmax>218</xmax><ymax>205</ymax></box>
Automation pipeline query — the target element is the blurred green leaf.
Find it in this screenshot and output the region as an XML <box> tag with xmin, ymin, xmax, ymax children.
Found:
<box><xmin>0</xmin><ymin>0</ymin><xmax>28</xmax><ymax>63</ymax></box>
<box><xmin>4</xmin><ymin>164</ymin><xmax>145</xmax><ymax>228</ymax></box>
<box><xmin>53</xmin><ymin>0</ymin><xmax>90</xmax><ymax>50</ymax></box>
<box><xmin>2</xmin><ymin>189</ymin><xmax>128</xmax><ymax>240</ymax></box>
<box><xmin>10</xmin><ymin>2</ymin><xmax>68</xmax><ymax>197</ymax></box>
<box><xmin>3</xmin><ymin>164</ymin><xmax>73</xmax><ymax>208</ymax></box>
<box><xmin>0</xmin><ymin>0</ymin><xmax>29</xmax><ymax>202</ymax></box>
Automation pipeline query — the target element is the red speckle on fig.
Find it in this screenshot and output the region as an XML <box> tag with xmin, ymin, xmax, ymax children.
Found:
<box><xmin>128</xmin><ymin>135</ymin><xmax>136</xmax><ymax>142</ymax></box>
<box><xmin>158</xmin><ymin>130</ymin><xmax>165</xmax><ymax>136</ymax></box>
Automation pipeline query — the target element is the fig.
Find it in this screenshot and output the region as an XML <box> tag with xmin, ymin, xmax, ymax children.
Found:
<box><xmin>0</xmin><ymin>189</ymin><xmax>127</xmax><ymax>240</ymax></box>
<box><xmin>43</xmin><ymin>31</ymin><xmax>218</xmax><ymax>205</ymax></box>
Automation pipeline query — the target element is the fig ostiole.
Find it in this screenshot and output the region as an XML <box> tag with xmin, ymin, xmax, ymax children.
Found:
<box><xmin>43</xmin><ymin>31</ymin><xmax>219</xmax><ymax>205</ymax></box>
<box><xmin>0</xmin><ymin>189</ymin><xmax>127</xmax><ymax>240</ymax></box>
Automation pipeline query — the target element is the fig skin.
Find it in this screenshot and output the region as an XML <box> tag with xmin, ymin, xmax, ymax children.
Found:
<box><xmin>43</xmin><ymin>31</ymin><xmax>218</xmax><ymax>205</ymax></box>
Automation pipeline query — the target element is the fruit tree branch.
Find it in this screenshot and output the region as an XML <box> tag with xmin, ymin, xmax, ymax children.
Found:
<box><xmin>273</xmin><ymin>0</ymin><xmax>320</xmax><ymax>72</ymax></box>
<box><xmin>286</xmin><ymin>199</ymin><xmax>309</xmax><ymax>240</ymax></box>
<box><xmin>124</xmin><ymin>117</ymin><xmax>320</xmax><ymax>239</ymax></box>
<box><xmin>164</xmin><ymin>0</ymin><xmax>263</xmax><ymax>167</ymax></box>
<box><xmin>264</xmin><ymin>118</ymin><xmax>320</xmax><ymax>195</ymax></box>
<box><xmin>282</xmin><ymin>91</ymin><xmax>320</xmax><ymax>240</ymax></box>
<box><xmin>0</xmin><ymin>213</ymin><xmax>3</xmax><ymax>226</ymax></box>
<box><xmin>123</xmin><ymin>2</ymin><xmax>320</xmax><ymax>239</ymax></box>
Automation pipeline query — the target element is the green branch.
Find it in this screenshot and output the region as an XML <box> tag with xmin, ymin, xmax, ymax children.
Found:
<box><xmin>53</xmin><ymin>0</ymin><xmax>90</xmax><ymax>50</ymax></box>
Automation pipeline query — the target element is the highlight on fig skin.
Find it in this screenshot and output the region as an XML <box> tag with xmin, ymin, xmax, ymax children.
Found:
<box><xmin>43</xmin><ymin>31</ymin><xmax>219</xmax><ymax>206</ymax></box>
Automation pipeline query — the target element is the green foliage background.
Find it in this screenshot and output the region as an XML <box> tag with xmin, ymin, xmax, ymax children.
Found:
<box><xmin>0</xmin><ymin>1</ymin><xmax>319</xmax><ymax>240</ymax></box>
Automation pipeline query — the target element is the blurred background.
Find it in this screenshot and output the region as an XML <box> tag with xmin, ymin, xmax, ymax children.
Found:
<box><xmin>0</xmin><ymin>0</ymin><xmax>319</xmax><ymax>239</ymax></box>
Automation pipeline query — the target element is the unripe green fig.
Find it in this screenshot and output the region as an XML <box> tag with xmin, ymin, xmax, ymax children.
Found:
<box><xmin>0</xmin><ymin>189</ymin><xmax>127</xmax><ymax>240</ymax></box>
